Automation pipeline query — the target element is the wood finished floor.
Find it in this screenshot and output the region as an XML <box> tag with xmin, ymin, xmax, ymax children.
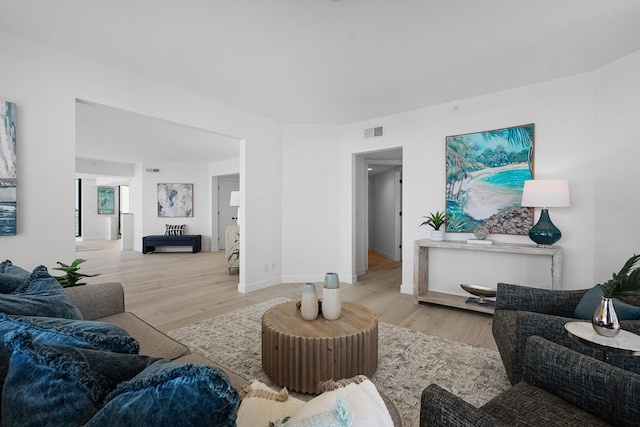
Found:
<box><xmin>77</xmin><ymin>240</ymin><xmax>497</xmax><ymax>351</ymax></box>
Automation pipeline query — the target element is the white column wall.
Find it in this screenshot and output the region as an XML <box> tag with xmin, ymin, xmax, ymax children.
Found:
<box><xmin>593</xmin><ymin>50</ymin><xmax>640</xmax><ymax>279</ymax></box>
<box><xmin>281</xmin><ymin>124</ymin><xmax>342</xmax><ymax>284</ymax></box>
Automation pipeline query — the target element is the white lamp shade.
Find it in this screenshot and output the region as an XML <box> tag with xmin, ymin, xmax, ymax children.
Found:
<box><xmin>521</xmin><ymin>179</ymin><xmax>570</xmax><ymax>208</ymax></box>
<box><xmin>229</xmin><ymin>191</ymin><xmax>241</xmax><ymax>207</ymax></box>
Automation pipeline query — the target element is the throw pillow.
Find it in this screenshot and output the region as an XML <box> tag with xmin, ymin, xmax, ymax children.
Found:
<box><xmin>0</xmin><ymin>260</ymin><xmax>30</xmax><ymax>293</ymax></box>
<box><xmin>86</xmin><ymin>360</ymin><xmax>240</xmax><ymax>427</ymax></box>
<box><xmin>1</xmin><ymin>332</ymin><xmax>157</xmax><ymax>427</ymax></box>
<box><xmin>0</xmin><ymin>314</ymin><xmax>140</xmax><ymax>417</ymax></box>
<box><xmin>574</xmin><ymin>284</ymin><xmax>640</xmax><ymax>320</ymax></box>
<box><xmin>237</xmin><ymin>381</ymin><xmax>306</xmax><ymax>427</ymax></box>
<box><xmin>164</xmin><ymin>224</ymin><xmax>186</xmax><ymax>236</ymax></box>
<box><xmin>275</xmin><ymin>377</ymin><xmax>393</xmax><ymax>427</ymax></box>
<box><xmin>0</xmin><ymin>265</ymin><xmax>83</xmax><ymax>319</ymax></box>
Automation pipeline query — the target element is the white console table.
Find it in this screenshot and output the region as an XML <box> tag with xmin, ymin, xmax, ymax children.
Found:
<box><xmin>413</xmin><ymin>239</ymin><xmax>562</xmax><ymax>314</ymax></box>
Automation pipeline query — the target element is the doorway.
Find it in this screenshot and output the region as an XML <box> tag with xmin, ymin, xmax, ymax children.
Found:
<box><xmin>217</xmin><ymin>176</ymin><xmax>239</xmax><ymax>250</ymax></box>
<box><xmin>355</xmin><ymin>148</ymin><xmax>403</xmax><ymax>276</ymax></box>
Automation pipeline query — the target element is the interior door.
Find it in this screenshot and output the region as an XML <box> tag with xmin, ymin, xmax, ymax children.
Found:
<box><xmin>217</xmin><ymin>178</ymin><xmax>239</xmax><ymax>250</ymax></box>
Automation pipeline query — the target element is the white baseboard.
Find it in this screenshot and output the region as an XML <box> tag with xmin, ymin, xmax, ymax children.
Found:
<box><xmin>238</xmin><ymin>276</ymin><xmax>282</xmax><ymax>293</ymax></box>
<box><xmin>281</xmin><ymin>274</ymin><xmax>326</xmax><ymax>284</ymax></box>
<box><xmin>400</xmin><ymin>283</ymin><xmax>413</xmax><ymax>295</ymax></box>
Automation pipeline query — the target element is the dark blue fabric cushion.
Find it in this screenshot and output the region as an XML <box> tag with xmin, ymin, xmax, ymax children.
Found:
<box><xmin>1</xmin><ymin>315</ymin><xmax>139</xmax><ymax>353</ymax></box>
<box><xmin>0</xmin><ymin>313</ymin><xmax>140</xmax><ymax>418</ymax></box>
<box><xmin>87</xmin><ymin>360</ymin><xmax>240</xmax><ymax>427</ymax></box>
<box><xmin>0</xmin><ymin>260</ymin><xmax>30</xmax><ymax>293</ymax></box>
<box><xmin>574</xmin><ymin>284</ymin><xmax>640</xmax><ymax>320</ymax></box>
<box><xmin>0</xmin><ymin>265</ymin><xmax>82</xmax><ymax>319</ymax></box>
<box><xmin>1</xmin><ymin>332</ymin><xmax>157</xmax><ymax>427</ymax></box>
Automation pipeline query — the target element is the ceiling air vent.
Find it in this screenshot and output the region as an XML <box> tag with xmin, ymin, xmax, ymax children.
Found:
<box><xmin>145</xmin><ymin>168</ymin><xmax>160</xmax><ymax>173</ymax></box>
<box><xmin>364</xmin><ymin>126</ymin><xmax>384</xmax><ymax>139</ymax></box>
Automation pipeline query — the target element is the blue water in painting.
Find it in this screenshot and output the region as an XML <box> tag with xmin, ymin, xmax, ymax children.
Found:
<box><xmin>0</xmin><ymin>202</ymin><xmax>16</xmax><ymax>236</ymax></box>
<box><xmin>483</xmin><ymin>168</ymin><xmax>531</xmax><ymax>189</ymax></box>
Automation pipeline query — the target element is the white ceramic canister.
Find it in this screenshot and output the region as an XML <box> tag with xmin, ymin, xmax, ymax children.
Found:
<box><xmin>301</xmin><ymin>283</ymin><xmax>319</xmax><ymax>321</ymax></box>
<box><xmin>322</xmin><ymin>272</ymin><xmax>341</xmax><ymax>320</ymax></box>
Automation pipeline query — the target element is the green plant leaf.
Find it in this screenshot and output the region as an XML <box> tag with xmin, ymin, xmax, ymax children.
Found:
<box><xmin>53</xmin><ymin>258</ymin><xmax>100</xmax><ymax>288</ymax></box>
<box><xmin>601</xmin><ymin>254</ymin><xmax>640</xmax><ymax>298</ymax></box>
<box><xmin>419</xmin><ymin>210</ymin><xmax>449</xmax><ymax>230</ymax></box>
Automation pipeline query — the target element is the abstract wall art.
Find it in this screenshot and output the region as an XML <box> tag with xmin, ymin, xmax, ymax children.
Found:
<box><xmin>157</xmin><ymin>183</ymin><xmax>193</xmax><ymax>218</ymax></box>
<box><xmin>0</xmin><ymin>101</ymin><xmax>16</xmax><ymax>236</ymax></box>
<box><xmin>445</xmin><ymin>123</ymin><xmax>534</xmax><ymax>235</ymax></box>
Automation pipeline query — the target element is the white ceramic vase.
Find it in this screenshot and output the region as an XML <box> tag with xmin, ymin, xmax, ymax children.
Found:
<box><xmin>431</xmin><ymin>230</ymin><xmax>445</xmax><ymax>241</ymax></box>
<box><xmin>300</xmin><ymin>283</ymin><xmax>319</xmax><ymax>321</ymax></box>
<box><xmin>322</xmin><ymin>272</ymin><xmax>341</xmax><ymax>320</ymax></box>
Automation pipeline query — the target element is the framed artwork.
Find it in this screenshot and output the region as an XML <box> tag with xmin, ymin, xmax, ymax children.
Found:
<box><xmin>445</xmin><ymin>123</ymin><xmax>534</xmax><ymax>235</ymax></box>
<box><xmin>157</xmin><ymin>183</ymin><xmax>193</xmax><ymax>218</ymax></box>
<box><xmin>97</xmin><ymin>187</ymin><xmax>115</xmax><ymax>214</ymax></box>
<box><xmin>0</xmin><ymin>101</ymin><xmax>17</xmax><ymax>236</ymax></box>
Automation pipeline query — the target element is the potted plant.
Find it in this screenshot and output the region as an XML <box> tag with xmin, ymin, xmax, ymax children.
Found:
<box><xmin>419</xmin><ymin>210</ymin><xmax>449</xmax><ymax>241</ymax></box>
<box><xmin>227</xmin><ymin>233</ymin><xmax>240</xmax><ymax>275</ymax></box>
<box><xmin>593</xmin><ymin>254</ymin><xmax>640</xmax><ymax>336</ymax></box>
<box><xmin>53</xmin><ymin>258</ymin><xmax>100</xmax><ymax>288</ymax></box>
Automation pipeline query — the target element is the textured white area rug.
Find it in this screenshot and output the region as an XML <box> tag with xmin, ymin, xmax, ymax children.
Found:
<box><xmin>168</xmin><ymin>297</ymin><xmax>510</xmax><ymax>427</ymax></box>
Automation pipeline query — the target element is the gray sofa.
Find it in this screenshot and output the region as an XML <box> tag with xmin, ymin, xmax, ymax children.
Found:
<box><xmin>420</xmin><ymin>336</ymin><xmax>640</xmax><ymax>426</ymax></box>
<box><xmin>64</xmin><ymin>282</ymin><xmax>247</xmax><ymax>390</ymax></box>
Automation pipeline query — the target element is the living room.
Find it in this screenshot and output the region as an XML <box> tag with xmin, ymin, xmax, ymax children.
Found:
<box><xmin>1</xmin><ymin>6</ymin><xmax>638</xmax><ymax>295</ymax></box>
<box><xmin>1</xmin><ymin>1</ymin><xmax>640</xmax><ymax>426</ymax></box>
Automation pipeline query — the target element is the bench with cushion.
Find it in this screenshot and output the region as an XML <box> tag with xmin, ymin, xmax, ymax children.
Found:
<box><xmin>142</xmin><ymin>234</ymin><xmax>202</xmax><ymax>254</ymax></box>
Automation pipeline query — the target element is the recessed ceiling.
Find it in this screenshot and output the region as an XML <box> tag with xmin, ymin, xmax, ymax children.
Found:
<box><xmin>2</xmin><ymin>1</ymin><xmax>640</xmax><ymax>124</ymax></box>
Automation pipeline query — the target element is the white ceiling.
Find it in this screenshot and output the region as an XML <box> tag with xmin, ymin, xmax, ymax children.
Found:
<box><xmin>3</xmin><ymin>1</ymin><xmax>640</xmax><ymax>169</ymax></box>
<box><xmin>75</xmin><ymin>101</ymin><xmax>239</xmax><ymax>164</ymax></box>
<box><xmin>2</xmin><ymin>0</ymin><xmax>640</xmax><ymax>126</ymax></box>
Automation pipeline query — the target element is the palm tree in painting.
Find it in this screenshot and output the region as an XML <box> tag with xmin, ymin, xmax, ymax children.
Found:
<box><xmin>445</xmin><ymin>136</ymin><xmax>479</xmax><ymax>200</ymax></box>
<box><xmin>481</xmin><ymin>125</ymin><xmax>533</xmax><ymax>176</ymax></box>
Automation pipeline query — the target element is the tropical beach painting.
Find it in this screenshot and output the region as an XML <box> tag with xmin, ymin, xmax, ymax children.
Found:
<box><xmin>157</xmin><ymin>183</ymin><xmax>193</xmax><ymax>218</ymax></box>
<box><xmin>445</xmin><ymin>123</ymin><xmax>534</xmax><ymax>235</ymax></box>
<box><xmin>0</xmin><ymin>101</ymin><xmax>17</xmax><ymax>236</ymax></box>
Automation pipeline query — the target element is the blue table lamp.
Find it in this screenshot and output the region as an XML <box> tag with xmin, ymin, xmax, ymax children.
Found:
<box><xmin>521</xmin><ymin>179</ymin><xmax>570</xmax><ymax>247</ymax></box>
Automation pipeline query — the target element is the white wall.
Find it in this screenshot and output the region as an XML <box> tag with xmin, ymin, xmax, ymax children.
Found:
<box><xmin>79</xmin><ymin>179</ymin><xmax>120</xmax><ymax>240</ymax></box>
<box><xmin>279</xmin><ymin>74</ymin><xmax>600</xmax><ymax>292</ymax></box>
<box><xmin>0</xmin><ymin>31</ymin><xmax>282</xmax><ymax>292</ymax></box>
<box><xmin>370</xmin><ymin>166</ymin><xmax>401</xmax><ymax>260</ymax></box>
<box><xmin>593</xmin><ymin>49</ymin><xmax>640</xmax><ymax>280</ymax></box>
<box><xmin>281</xmin><ymin>124</ymin><xmax>342</xmax><ymax>284</ymax></box>
<box><xmin>140</xmin><ymin>162</ymin><xmax>211</xmax><ymax>251</ymax></box>
<box><xmin>2</xmin><ymin>27</ymin><xmax>637</xmax><ymax>294</ymax></box>
<box><xmin>338</xmin><ymin>74</ymin><xmax>597</xmax><ymax>293</ymax></box>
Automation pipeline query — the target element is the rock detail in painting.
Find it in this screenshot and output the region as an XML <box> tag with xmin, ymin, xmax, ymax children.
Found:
<box><xmin>482</xmin><ymin>206</ymin><xmax>533</xmax><ymax>235</ymax></box>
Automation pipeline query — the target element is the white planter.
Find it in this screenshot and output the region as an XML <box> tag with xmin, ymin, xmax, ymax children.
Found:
<box><xmin>322</xmin><ymin>288</ymin><xmax>342</xmax><ymax>320</ymax></box>
<box><xmin>301</xmin><ymin>283</ymin><xmax>319</xmax><ymax>321</ymax></box>
<box><xmin>431</xmin><ymin>230</ymin><xmax>445</xmax><ymax>241</ymax></box>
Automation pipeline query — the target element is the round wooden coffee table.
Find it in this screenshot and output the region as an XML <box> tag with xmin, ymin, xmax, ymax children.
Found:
<box><xmin>262</xmin><ymin>300</ymin><xmax>378</xmax><ymax>394</ymax></box>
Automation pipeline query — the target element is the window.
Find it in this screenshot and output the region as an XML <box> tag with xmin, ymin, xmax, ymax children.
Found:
<box><xmin>75</xmin><ymin>179</ymin><xmax>82</xmax><ymax>237</ymax></box>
